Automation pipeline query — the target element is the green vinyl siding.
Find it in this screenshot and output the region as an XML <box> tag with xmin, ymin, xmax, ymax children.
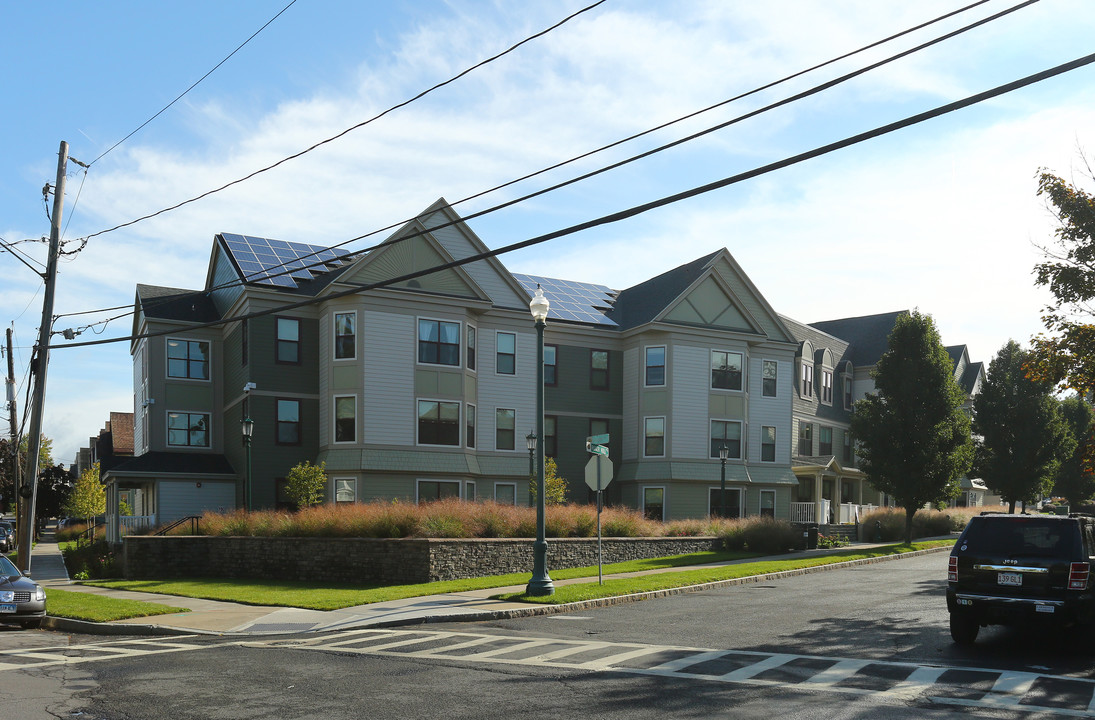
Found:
<box><xmin>165</xmin><ymin>383</ymin><xmax>213</xmax><ymax>408</ymax></box>
<box><xmin>545</xmin><ymin>344</ymin><xmax>622</xmax><ymax>415</ymax></box>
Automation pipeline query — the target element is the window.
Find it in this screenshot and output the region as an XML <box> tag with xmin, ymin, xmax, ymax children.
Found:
<box><xmin>495</xmin><ymin>483</ymin><xmax>516</xmax><ymax>505</ymax></box>
<box><xmin>643</xmin><ymin>487</ymin><xmax>664</xmax><ymax>521</ymax></box>
<box><xmin>590</xmin><ymin>350</ymin><xmax>609</xmax><ymax>390</ymax></box>
<box><xmin>418</xmin><ymin>319</ymin><xmax>460</xmax><ymax>366</ymax></box>
<box><xmin>798</xmin><ymin>422</ymin><xmax>813</xmax><ymax>455</ymax></box>
<box><xmin>418</xmin><ymin>400</ymin><xmax>460</xmax><ymax>446</ymax></box>
<box><xmin>709</xmin><ymin>487</ymin><xmax>741</xmax><ymax>518</ymax></box>
<box><xmin>645</xmin><ymin>346</ymin><xmax>666</xmax><ymax>386</ymax></box>
<box><xmin>241</xmin><ymin>318</ymin><xmax>248</xmax><ymax>367</ymax></box>
<box><xmin>800</xmin><ymin>362</ymin><xmax>814</xmax><ymax>398</ymax></box>
<box><xmin>167</xmin><ymin>412</ymin><xmax>209</xmax><ymax>447</ymax></box>
<box><xmin>761</xmin><ymin>426</ymin><xmax>776</xmax><ymax>462</ymax></box>
<box><xmin>496</xmin><ymin>332</ymin><xmax>516</xmax><ymax>375</ymax></box>
<box><xmin>544</xmin><ymin>416</ymin><xmax>558</xmax><ymax>457</ymax></box>
<box><xmin>465</xmin><ymin>481</ymin><xmax>476</xmax><ymax>501</ymax></box>
<box><xmin>710</xmin><ymin>420</ymin><xmax>742</xmax><ymax>459</ymax></box>
<box><xmin>467</xmin><ymin>326</ymin><xmax>476</xmax><ymax>371</ymax></box>
<box><xmin>335</xmin><ymin>478</ymin><xmax>356</xmax><ymax>503</ymax></box>
<box><xmin>762</xmin><ymin>360</ymin><xmax>777</xmax><ymax>397</ymax></box>
<box><xmin>167</xmin><ymin>339</ymin><xmax>209</xmax><ymax>380</ymax></box>
<box><xmin>711</xmin><ymin>351</ymin><xmax>743</xmax><ymax>390</ymax></box>
<box><xmin>276</xmin><ymin>318</ymin><xmax>301</xmax><ymax>364</ymax></box>
<box><xmin>821</xmin><ymin>369</ymin><xmax>833</xmax><ymax>405</ymax></box>
<box><xmin>590</xmin><ymin>418</ymin><xmax>609</xmax><ymax>439</ymax></box>
<box><xmin>544</xmin><ymin>345</ymin><xmax>557</xmax><ymax>386</ymax></box>
<box><xmin>334</xmin><ymin>395</ymin><xmax>356</xmax><ymax>443</ymax></box>
<box><xmin>820</xmin><ymin>426</ymin><xmax>833</xmax><ymax>455</ymax></box>
<box><xmin>417</xmin><ymin>480</ymin><xmax>460</xmax><ymax>502</ymax></box>
<box><xmin>644</xmin><ymin>417</ymin><xmax>665</xmax><ymax>457</ymax></box>
<box><xmin>276</xmin><ymin>399</ymin><xmax>301</xmax><ymax>445</ymax></box>
<box><xmin>466</xmin><ymin>404</ymin><xmax>476</xmax><ymax>449</ymax></box>
<box><xmin>844</xmin><ymin>432</ymin><xmax>853</xmax><ymax>463</ymax></box>
<box><xmin>844</xmin><ymin>373</ymin><xmax>853</xmax><ymax>410</ymax></box>
<box><xmin>496</xmin><ymin>408</ymin><xmax>516</xmax><ymax>450</ymax></box>
<box><xmin>760</xmin><ymin>490</ymin><xmax>776</xmax><ymax>518</ymax></box>
<box><xmin>334</xmin><ymin>312</ymin><xmax>355</xmax><ymax>360</ymax></box>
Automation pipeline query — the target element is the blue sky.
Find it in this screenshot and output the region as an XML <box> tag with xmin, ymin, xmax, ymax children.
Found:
<box><xmin>3</xmin><ymin>0</ymin><xmax>1095</xmax><ymax>464</ymax></box>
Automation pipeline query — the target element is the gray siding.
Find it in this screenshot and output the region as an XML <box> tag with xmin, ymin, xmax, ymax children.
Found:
<box><xmin>422</xmin><ymin>210</ymin><xmax>527</xmax><ymax>309</ymax></box>
<box><xmin>623</xmin><ymin>347</ymin><xmax>638</xmax><ymax>460</ymax></box>
<box><xmin>671</xmin><ymin>345</ymin><xmax>709</xmax><ymax>459</ymax></box>
<box><xmin>363</xmin><ymin>310</ymin><xmax>414</xmax><ymax>446</ymax></box>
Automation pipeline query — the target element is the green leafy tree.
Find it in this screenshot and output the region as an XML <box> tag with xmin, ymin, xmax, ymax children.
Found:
<box><xmin>1053</xmin><ymin>396</ymin><xmax>1095</xmax><ymax>506</ymax></box>
<box><xmin>850</xmin><ymin>311</ymin><xmax>974</xmax><ymax>543</ymax></box>
<box><xmin>973</xmin><ymin>341</ymin><xmax>1073</xmax><ymax>513</ymax></box>
<box><xmin>529</xmin><ymin>457</ymin><xmax>568</xmax><ymax>505</ymax></box>
<box><xmin>63</xmin><ymin>462</ymin><xmax>105</xmax><ymax>525</ymax></box>
<box><xmin>35</xmin><ymin>464</ymin><xmax>74</xmax><ymax>520</ymax></box>
<box><xmin>286</xmin><ymin>461</ymin><xmax>327</xmax><ymax>510</ymax></box>
<box><xmin>0</xmin><ymin>435</ymin><xmax>54</xmax><ymax>513</ymax></box>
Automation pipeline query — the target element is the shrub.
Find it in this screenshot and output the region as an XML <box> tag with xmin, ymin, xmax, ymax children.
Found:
<box><xmin>61</xmin><ymin>539</ymin><xmax>121</xmax><ymax>579</ymax></box>
<box><xmin>740</xmin><ymin>516</ymin><xmax>800</xmax><ymax>554</ymax></box>
<box><xmin>720</xmin><ymin>522</ymin><xmax>746</xmax><ymax>551</ymax></box>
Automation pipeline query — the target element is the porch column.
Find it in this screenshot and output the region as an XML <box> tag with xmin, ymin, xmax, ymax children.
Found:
<box><xmin>813</xmin><ymin>472</ymin><xmax>823</xmax><ymax>526</ymax></box>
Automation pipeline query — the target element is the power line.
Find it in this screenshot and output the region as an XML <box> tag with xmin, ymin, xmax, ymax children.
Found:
<box><xmin>56</xmin><ymin>0</ymin><xmax>1035</xmax><ymax>328</ymax></box>
<box><xmin>88</xmin><ymin>0</ymin><xmax>301</xmax><ymax>167</ymax></box>
<box><xmin>50</xmin><ymin>49</ymin><xmax>1095</xmax><ymax>352</ymax></box>
<box><xmin>77</xmin><ymin>0</ymin><xmax>609</xmax><ymax>244</ymax></box>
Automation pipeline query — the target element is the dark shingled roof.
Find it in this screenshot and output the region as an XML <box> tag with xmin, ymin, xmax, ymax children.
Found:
<box><xmin>607</xmin><ymin>251</ymin><xmax>720</xmax><ymax>330</ymax></box>
<box><xmin>808</xmin><ymin>310</ymin><xmax>906</xmax><ymax>367</ymax></box>
<box><xmin>104</xmin><ymin>451</ymin><xmax>237</xmax><ymax>476</ymax></box>
<box><xmin>136</xmin><ymin>285</ymin><xmax>222</xmax><ymax>323</ymax></box>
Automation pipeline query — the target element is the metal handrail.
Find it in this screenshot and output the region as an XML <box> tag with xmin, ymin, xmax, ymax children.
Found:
<box><xmin>154</xmin><ymin>516</ymin><xmax>201</xmax><ymax>536</ymax></box>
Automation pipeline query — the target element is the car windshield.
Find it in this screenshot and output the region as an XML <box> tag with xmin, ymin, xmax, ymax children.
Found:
<box><xmin>0</xmin><ymin>556</ymin><xmax>20</xmax><ymax>577</ymax></box>
<box><xmin>962</xmin><ymin>517</ymin><xmax>1080</xmax><ymax>557</ymax></box>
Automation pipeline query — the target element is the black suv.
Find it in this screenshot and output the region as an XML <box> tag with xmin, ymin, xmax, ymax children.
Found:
<box><xmin>947</xmin><ymin>512</ymin><xmax>1095</xmax><ymax>644</ymax></box>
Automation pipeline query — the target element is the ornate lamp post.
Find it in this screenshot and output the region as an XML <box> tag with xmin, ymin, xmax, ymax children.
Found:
<box><xmin>241</xmin><ymin>416</ymin><xmax>254</xmax><ymax>511</ymax></box>
<box><xmin>719</xmin><ymin>443</ymin><xmax>729</xmax><ymax>518</ymax></box>
<box><xmin>526</xmin><ymin>431</ymin><xmax>536</xmax><ymax>507</ymax></box>
<box><xmin>526</xmin><ymin>285</ymin><xmax>554</xmax><ymax>596</ymax></box>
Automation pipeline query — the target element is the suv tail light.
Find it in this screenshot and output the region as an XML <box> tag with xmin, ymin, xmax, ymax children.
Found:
<box><xmin>1068</xmin><ymin>562</ymin><xmax>1090</xmax><ymax>591</ymax></box>
<box><xmin>948</xmin><ymin>556</ymin><xmax>958</xmax><ymax>582</ymax></box>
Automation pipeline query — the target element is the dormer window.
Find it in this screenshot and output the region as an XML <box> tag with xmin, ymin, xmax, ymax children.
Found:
<box><xmin>800</xmin><ymin>362</ymin><xmax>814</xmax><ymax>398</ymax></box>
<box><xmin>821</xmin><ymin>369</ymin><xmax>833</xmax><ymax>405</ymax></box>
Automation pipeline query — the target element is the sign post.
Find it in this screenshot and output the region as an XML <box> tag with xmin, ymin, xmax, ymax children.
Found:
<box><xmin>585</xmin><ymin>436</ymin><xmax>613</xmax><ymax>583</ymax></box>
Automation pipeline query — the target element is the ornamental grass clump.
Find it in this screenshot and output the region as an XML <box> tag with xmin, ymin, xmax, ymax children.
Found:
<box><xmin>740</xmin><ymin>516</ymin><xmax>801</xmax><ymax>554</ymax></box>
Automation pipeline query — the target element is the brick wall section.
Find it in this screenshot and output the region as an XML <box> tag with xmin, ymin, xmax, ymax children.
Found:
<box><xmin>123</xmin><ymin>536</ymin><xmax>722</xmax><ymax>583</ymax></box>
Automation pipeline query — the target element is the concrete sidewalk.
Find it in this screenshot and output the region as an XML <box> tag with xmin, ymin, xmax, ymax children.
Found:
<box><xmin>30</xmin><ymin>534</ymin><xmax>952</xmax><ymax>637</ymax></box>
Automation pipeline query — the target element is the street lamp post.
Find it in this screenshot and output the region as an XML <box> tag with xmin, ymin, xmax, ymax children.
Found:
<box><xmin>526</xmin><ymin>431</ymin><xmax>536</xmax><ymax>507</ymax></box>
<box><xmin>241</xmin><ymin>416</ymin><xmax>254</xmax><ymax>511</ymax></box>
<box><xmin>719</xmin><ymin>444</ymin><xmax>729</xmax><ymax>518</ymax></box>
<box><xmin>526</xmin><ymin>285</ymin><xmax>554</xmax><ymax>596</ymax></box>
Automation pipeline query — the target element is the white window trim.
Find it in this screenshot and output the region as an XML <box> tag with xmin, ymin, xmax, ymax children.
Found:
<box><xmin>333</xmin><ymin>311</ymin><xmax>357</xmax><ymax>361</ymax></box>
<box><xmin>466</xmin><ymin>402</ymin><xmax>477</xmax><ymax>449</ymax></box>
<box><xmin>644</xmin><ymin>345</ymin><xmax>667</xmax><ymax>388</ymax></box>
<box><xmin>711</xmin><ymin>349</ymin><xmax>745</xmax><ymax>392</ymax></box>
<box><xmin>642</xmin><ymin>485</ymin><xmax>666</xmax><ymax>521</ymax></box>
<box><xmin>166</xmin><ymin>337</ymin><xmax>211</xmax><ymax>382</ymax></box>
<box><xmin>819</xmin><ymin>425</ymin><xmax>834</xmax><ymax>455</ymax></box>
<box><xmin>800</xmin><ymin>360</ymin><xmax>814</xmax><ymax>398</ymax></box>
<box><xmin>495</xmin><ymin>331</ymin><xmax>517</xmax><ymax>376</ymax></box>
<box><xmin>820</xmin><ymin>368</ymin><xmax>834</xmax><ymax>406</ymax></box>
<box><xmin>708</xmin><ymin>486</ymin><xmax>742</xmax><ymax>518</ymax></box>
<box><xmin>416</xmin><ymin>398</ymin><xmax>462</xmax><ymax>448</ymax></box>
<box><xmin>494</xmin><ymin>482</ymin><xmax>517</xmax><ymax>505</ymax></box>
<box><xmin>415</xmin><ymin>478</ymin><xmax>462</xmax><ymax>503</ymax></box>
<box><xmin>643</xmin><ymin>416</ymin><xmax>666</xmax><ymax>458</ymax></box>
<box><xmin>761</xmin><ymin>425</ymin><xmax>777</xmax><ymax>463</ymax></box>
<box><xmin>465</xmin><ymin>480</ymin><xmax>476</xmax><ymax>501</ymax></box>
<box><xmin>710</xmin><ymin>418</ymin><xmax>743</xmax><ymax>459</ymax></box>
<box><xmin>843</xmin><ymin>369</ymin><xmax>854</xmax><ymax>410</ymax></box>
<box><xmin>761</xmin><ymin>358</ymin><xmax>778</xmax><ymax>398</ymax></box>
<box><xmin>466</xmin><ymin>323</ymin><xmax>478</xmax><ymax>373</ymax></box>
<box><xmin>166</xmin><ymin>410</ymin><xmax>211</xmax><ymax>449</ymax></box>
<box><xmin>760</xmin><ymin>489</ymin><xmax>776</xmax><ymax>516</ymax></box>
<box><xmin>415</xmin><ymin>316</ymin><xmax>462</xmax><ymax>368</ymax></box>
<box><xmin>495</xmin><ymin>406</ymin><xmax>517</xmax><ymax>451</ymax></box>
<box><xmin>333</xmin><ymin>477</ymin><xmax>357</xmax><ymax>503</ymax></box>
<box><xmin>333</xmin><ymin>394</ymin><xmax>357</xmax><ymax>445</ymax></box>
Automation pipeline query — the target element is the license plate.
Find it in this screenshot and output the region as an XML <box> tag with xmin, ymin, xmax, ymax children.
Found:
<box><xmin>1036</xmin><ymin>605</ymin><xmax>1055</xmax><ymax>613</ymax></box>
<box><xmin>998</xmin><ymin>572</ymin><xmax>1022</xmax><ymax>586</ymax></box>
<box><xmin>0</xmin><ymin>604</ymin><xmax>16</xmax><ymax>614</ymax></box>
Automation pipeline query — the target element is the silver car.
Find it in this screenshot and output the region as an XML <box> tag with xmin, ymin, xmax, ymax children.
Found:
<box><xmin>0</xmin><ymin>556</ymin><xmax>46</xmax><ymax>629</ymax></box>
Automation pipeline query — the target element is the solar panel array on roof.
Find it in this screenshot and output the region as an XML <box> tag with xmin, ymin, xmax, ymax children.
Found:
<box><xmin>221</xmin><ymin>232</ymin><xmax>352</xmax><ymax>289</ymax></box>
<box><xmin>513</xmin><ymin>273</ymin><xmax>618</xmax><ymax>326</ymax></box>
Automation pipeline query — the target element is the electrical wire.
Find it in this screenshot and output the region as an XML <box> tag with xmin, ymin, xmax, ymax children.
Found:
<box><xmin>48</xmin><ymin>49</ymin><xmax>1095</xmax><ymax>352</ymax></box>
<box><xmin>88</xmin><ymin>0</ymin><xmax>301</xmax><ymax>167</ymax></box>
<box><xmin>77</xmin><ymin>0</ymin><xmax>609</xmax><ymax>243</ymax></box>
<box><xmin>63</xmin><ymin>0</ymin><xmax>1035</xmax><ymax>324</ymax></box>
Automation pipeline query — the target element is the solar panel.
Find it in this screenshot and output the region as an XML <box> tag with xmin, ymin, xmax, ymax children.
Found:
<box><xmin>220</xmin><ymin>232</ymin><xmax>353</xmax><ymax>289</ymax></box>
<box><xmin>513</xmin><ymin>273</ymin><xmax>618</xmax><ymax>326</ymax></box>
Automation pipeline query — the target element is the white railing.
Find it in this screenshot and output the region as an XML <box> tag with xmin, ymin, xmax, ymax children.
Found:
<box><xmin>119</xmin><ymin>515</ymin><xmax>155</xmax><ymax>536</ymax></box>
<box><xmin>790</xmin><ymin>502</ymin><xmax>814</xmax><ymax>523</ymax></box>
<box><xmin>837</xmin><ymin>503</ymin><xmax>877</xmax><ymax>524</ymax></box>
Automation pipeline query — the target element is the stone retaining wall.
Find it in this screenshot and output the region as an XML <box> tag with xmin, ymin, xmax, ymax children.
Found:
<box><xmin>122</xmin><ymin>536</ymin><xmax>722</xmax><ymax>584</ymax></box>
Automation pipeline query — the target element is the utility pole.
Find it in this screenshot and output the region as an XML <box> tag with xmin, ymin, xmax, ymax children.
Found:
<box><xmin>5</xmin><ymin>329</ymin><xmax>20</xmax><ymax>524</ymax></box>
<box><xmin>19</xmin><ymin>141</ymin><xmax>68</xmax><ymax>573</ymax></box>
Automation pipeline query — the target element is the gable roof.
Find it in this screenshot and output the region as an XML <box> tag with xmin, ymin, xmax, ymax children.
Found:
<box><xmin>608</xmin><ymin>252</ymin><xmax>720</xmax><ymax>330</ymax></box>
<box><xmin>136</xmin><ymin>284</ymin><xmax>222</xmax><ymax>323</ymax></box>
<box><xmin>808</xmin><ymin>310</ymin><xmax>906</xmax><ymax>367</ymax></box>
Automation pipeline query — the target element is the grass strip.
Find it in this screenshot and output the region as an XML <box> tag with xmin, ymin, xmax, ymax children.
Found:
<box><xmin>495</xmin><ymin>540</ymin><xmax>955</xmax><ymax>604</ymax></box>
<box><xmin>81</xmin><ymin>549</ymin><xmax>761</xmax><ymax>611</ymax></box>
<box><xmin>46</xmin><ymin>589</ymin><xmax>187</xmax><ymax>623</ymax></box>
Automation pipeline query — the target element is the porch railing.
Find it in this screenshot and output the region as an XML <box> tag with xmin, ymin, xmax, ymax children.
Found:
<box><xmin>790</xmin><ymin>500</ymin><xmax>831</xmax><ymax>524</ymax></box>
<box><xmin>109</xmin><ymin>515</ymin><xmax>155</xmax><ymax>538</ymax></box>
<box><xmin>838</xmin><ymin>503</ymin><xmax>877</xmax><ymax>524</ymax></box>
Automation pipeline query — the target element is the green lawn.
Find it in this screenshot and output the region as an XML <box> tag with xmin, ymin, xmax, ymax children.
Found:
<box><xmin>46</xmin><ymin>589</ymin><xmax>187</xmax><ymax>623</ymax></box>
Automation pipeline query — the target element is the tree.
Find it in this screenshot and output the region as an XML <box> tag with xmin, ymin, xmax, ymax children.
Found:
<box><xmin>528</xmin><ymin>457</ymin><xmax>568</xmax><ymax>505</ymax></box>
<box><xmin>0</xmin><ymin>434</ymin><xmax>54</xmax><ymax>513</ymax></box>
<box><xmin>1053</xmin><ymin>396</ymin><xmax>1095</xmax><ymax>507</ymax></box>
<box><xmin>973</xmin><ymin>341</ymin><xmax>1072</xmax><ymax>513</ymax></box>
<box><xmin>63</xmin><ymin>462</ymin><xmax>105</xmax><ymax>527</ymax></box>
<box><xmin>35</xmin><ymin>464</ymin><xmax>74</xmax><ymax>520</ymax></box>
<box><xmin>850</xmin><ymin>311</ymin><xmax>974</xmax><ymax>543</ymax></box>
<box><xmin>286</xmin><ymin>461</ymin><xmax>327</xmax><ymax>510</ymax></box>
